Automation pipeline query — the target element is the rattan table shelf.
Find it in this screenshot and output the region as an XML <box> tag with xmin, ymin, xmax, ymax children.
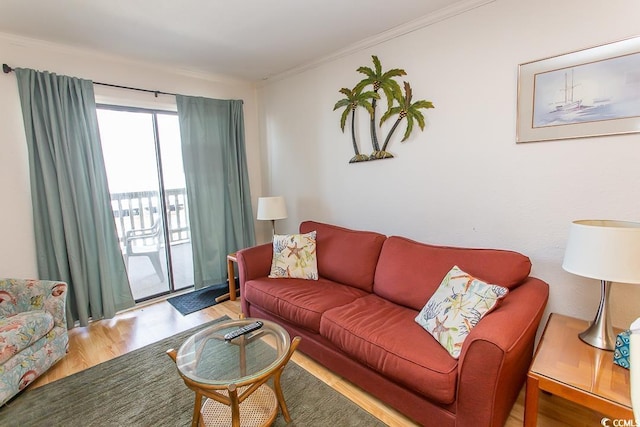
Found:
<box><xmin>200</xmin><ymin>384</ymin><xmax>278</xmax><ymax>427</ymax></box>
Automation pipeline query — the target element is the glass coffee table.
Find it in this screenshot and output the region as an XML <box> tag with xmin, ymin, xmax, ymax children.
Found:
<box><xmin>167</xmin><ymin>318</ymin><xmax>300</xmax><ymax>427</ymax></box>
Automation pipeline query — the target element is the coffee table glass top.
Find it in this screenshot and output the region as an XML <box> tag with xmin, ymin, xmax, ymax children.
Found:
<box><xmin>176</xmin><ymin>318</ymin><xmax>290</xmax><ymax>385</ymax></box>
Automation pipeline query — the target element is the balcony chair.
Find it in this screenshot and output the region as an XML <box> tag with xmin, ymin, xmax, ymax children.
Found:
<box><xmin>0</xmin><ymin>278</ymin><xmax>69</xmax><ymax>405</ymax></box>
<box><xmin>124</xmin><ymin>220</ymin><xmax>165</xmax><ymax>282</ymax></box>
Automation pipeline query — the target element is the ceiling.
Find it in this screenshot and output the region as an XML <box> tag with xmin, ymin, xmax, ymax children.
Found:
<box><xmin>0</xmin><ymin>0</ymin><xmax>469</xmax><ymax>82</ymax></box>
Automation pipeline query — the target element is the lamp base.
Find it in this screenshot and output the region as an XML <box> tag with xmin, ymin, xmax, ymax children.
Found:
<box><xmin>579</xmin><ymin>324</ymin><xmax>616</xmax><ymax>351</ymax></box>
<box><xmin>579</xmin><ymin>280</ymin><xmax>616</xmax><ymax>351</ymax></box>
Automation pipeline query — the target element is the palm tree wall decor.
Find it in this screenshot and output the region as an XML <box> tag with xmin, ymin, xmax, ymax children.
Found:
<box><xmin>333</xmin><ymin>87</ymin><xmax>379</xmax><ymax>163</ymax></box>
<box><xmin>334</xmin><ymin>55</ymin><xmax>434</xmax><ymax>163</ymax></box>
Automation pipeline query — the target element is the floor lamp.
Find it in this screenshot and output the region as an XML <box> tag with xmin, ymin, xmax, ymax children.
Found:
<box><xmin>257</xmin><ymin>196</ymin><xmax>288</xmax><ymax>236</ymax></box>
<box><xmin>562</xmin><ymin>219</ymin><xmax>640</xmax><ymax>350</ymax></box>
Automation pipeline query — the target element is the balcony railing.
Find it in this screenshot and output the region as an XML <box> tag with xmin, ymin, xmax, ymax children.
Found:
<box><xmin>110</xmin><ymin>188</ymin><xmax>190</xmax><ymax>247</ymax></box>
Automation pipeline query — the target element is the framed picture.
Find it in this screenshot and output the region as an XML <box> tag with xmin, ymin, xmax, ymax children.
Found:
<box><xmin>517</xmin><ymin>36</ymin><xmax>640</xmax><ymax>143</ymax></box>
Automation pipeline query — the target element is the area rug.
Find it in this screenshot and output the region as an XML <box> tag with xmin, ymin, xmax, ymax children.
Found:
<box><xmin>168</xmin><ymin>281</ymin><xmax>237</xmax><ymax>315</ymax></box>
<box><xmin>0</xmin><ymin>317</ymin><xmax>384</xmax><ymax>427</ymax></box>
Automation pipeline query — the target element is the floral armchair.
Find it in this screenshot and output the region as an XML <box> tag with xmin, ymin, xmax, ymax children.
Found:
<box><xmin>0</xmin><ymin>278</ymin><xmax>69</xmax><ymax>406</ymax></box>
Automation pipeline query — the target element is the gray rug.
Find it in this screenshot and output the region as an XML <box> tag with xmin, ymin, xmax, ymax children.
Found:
<box><xmin>0</xmin><ymin>317</ymin><xmax>385</xmax><ymax>427</ymax></box>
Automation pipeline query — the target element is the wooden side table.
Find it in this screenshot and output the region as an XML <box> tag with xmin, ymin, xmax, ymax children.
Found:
<box><xmin>214</xmin><ymin>252</ymin><xmax>239</xmax><ymax>303</ymax></box>
<box><xmin>524</xmin><ymin>313</ymin><xmax>633</xmax><ymax>426</ymax></box>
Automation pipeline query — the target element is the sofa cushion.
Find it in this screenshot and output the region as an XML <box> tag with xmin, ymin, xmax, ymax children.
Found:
<box><xmin>320</xmin><ymin>294</ymin><xmax>458</xmax><ymax>404</ymax></box>
<box><xmin>374</xmin><ymin>236</ymin><xmax>532</xmax><ymax>311</ymax></box>
<box><xmin>300</xmin><ymin>221</ymin><xmax>386</xmax><ymax>292</ymax></box>
<box><xmin>415</xmin><ymin>265</ymin><xmax>509</xmax><ymax>358</ymax></box>
<box><xmin>244</xmin><ymin>277</ymin><xmax>368</xmax><ymax>333</ymax></box>
<box><xmin>269</xmin><ymin>231</ymin><xmax>318</xmax><ymax>280</ymax></box>
<box><xmin>0</xmin><ymin>311</ymin><xmax>54</xmax><ymax>364</ymax></box>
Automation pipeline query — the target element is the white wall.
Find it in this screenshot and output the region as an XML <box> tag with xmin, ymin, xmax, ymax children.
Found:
<box><xmin>0</xmin><ymin>33</ymin><xmax>264</xmax><ymax>278</ymax></box>
<box><xmin>257</xmin><ymin>0</ymin><xmax>640</xmax><ymax>328</ymax></box>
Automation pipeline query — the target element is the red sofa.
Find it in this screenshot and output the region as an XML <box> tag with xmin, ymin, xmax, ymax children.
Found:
<box><xmin>237</xmin><ymin>221</ymin><xmax>549</xmax><ymax>426</ymax></box>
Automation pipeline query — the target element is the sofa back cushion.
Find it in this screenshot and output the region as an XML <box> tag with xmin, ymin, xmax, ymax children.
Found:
<box><xmin>373</xmin><ymin>236</ymin><xmax>532</xmax><ymax>310</ymax></box>
<box><xmin>300</xmin><ymin>221</ymin><xmax>386</xmax><ymax>292</ymax></box>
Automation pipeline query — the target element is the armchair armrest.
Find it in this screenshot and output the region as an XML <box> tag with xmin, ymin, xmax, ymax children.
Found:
<box><xmin>456</xmin><ymin>277</ymin><xmax>549</xmax><ymax>427</ymax></box>
<box><xmin>0</xmin><ymin>278</ymin><xmax>68</xmax><ymax>329</ymax></box>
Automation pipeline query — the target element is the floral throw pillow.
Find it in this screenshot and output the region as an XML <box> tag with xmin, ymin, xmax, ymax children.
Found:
<box><xmin>269</xmin><ymin>231</ymin><xmax>318</xmax><ymax>280</ymax></box>
<box><xmin>415</xmin><ymin>265</ymin><xmax>508</xmax><ymax>359</ymax></box>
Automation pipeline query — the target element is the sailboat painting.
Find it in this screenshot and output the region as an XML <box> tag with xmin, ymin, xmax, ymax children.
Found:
<box><xmin>518</xmin><ymin>36</ymin><xmax>640</xmax><ymax>142</ymax></box>
<box><xmin>532</xmin><ymin>52</ymin><xmax>640</xmax><ymax>128</ymax></box>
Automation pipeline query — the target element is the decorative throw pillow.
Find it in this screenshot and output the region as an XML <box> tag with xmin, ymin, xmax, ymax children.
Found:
<box><xmin>415</xmin><ymin>265</ymin><xmax>508</xmax><ymax>359</ymax></box>
<box><xmin>269</xmin><ymin>231</ymin><xmax>318</xmax><ymax>280</ymax></box>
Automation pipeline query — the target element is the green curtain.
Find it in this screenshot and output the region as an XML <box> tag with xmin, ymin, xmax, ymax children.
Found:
<box><xmin>176</xmin><ymin>96</ymin><xmax>256</xmax><ymax>289</ymax></box>
<box><xmin>15</xmin><ymin>68</ymin><xmax>134</xmax><ymax>328</ymax></box>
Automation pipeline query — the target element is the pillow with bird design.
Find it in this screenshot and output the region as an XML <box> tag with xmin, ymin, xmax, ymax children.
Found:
<box><xmin>415</xmin><ymin>265</ymin><xmax>508</xmax><ymax>358</ymax></box>
<box><xmin>269</xmin><ymin>231</ymin><xmax>318</xmax><ymax>280</ymax></box>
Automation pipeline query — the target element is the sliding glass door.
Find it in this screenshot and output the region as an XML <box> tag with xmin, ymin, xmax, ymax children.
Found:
<box><xmin>97</xmin><ymin>106</ymin><xmax>193</xmax><ymax>301</ymax></box>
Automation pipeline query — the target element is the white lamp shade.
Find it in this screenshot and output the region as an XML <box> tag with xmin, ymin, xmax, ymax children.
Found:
<box><xmin>256</xmin><ymin>196</ymin><xmax>288</xmax><ymax>221</ymax></box>
<box><xmin>562</xmin><ymin>219</ymin><xmax>640</xmax><ymax>284</ymax></box>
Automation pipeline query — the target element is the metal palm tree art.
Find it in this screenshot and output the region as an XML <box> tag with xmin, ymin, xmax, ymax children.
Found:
<box><xmin>334</xmin><ymin>55</ymin><xmax>434</xmax><ymax>163</ymax></box>
<box><xmin>333</xmin><ymin>87</ymin><xmax>379</xmax><ymax>163</ymax></box>
<box><xmin>380</xmin><ymin>81</ymin><xmax>435</xmax><ymax>152</ymax></box>
<box><xmin>354</xmin><ymin>56</ymin><xmax>405</xmax><ymax>158</ymax></box>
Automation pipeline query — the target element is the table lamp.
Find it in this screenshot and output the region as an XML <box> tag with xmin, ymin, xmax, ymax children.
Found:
<box><xmin>562</xmin><ymin>219</ymin><xmax>640</xmax><ymax>350</ymax></box>
<box><xmin>257</xmin><ymin>196</ymin><xmax>287</xmax><ymax>236</ymax></box>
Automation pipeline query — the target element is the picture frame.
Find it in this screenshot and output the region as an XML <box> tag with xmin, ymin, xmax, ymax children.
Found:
<box><xmin>517</xmin><ymin>36</ymin><xmax>640</xmax><ymax>143</ymax></box>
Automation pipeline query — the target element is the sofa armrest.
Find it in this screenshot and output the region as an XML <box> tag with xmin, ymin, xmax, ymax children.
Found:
<box><xmin>237</xmin><ymin>243</ymin><xmax>272</xmax><ymax>281</ymax></box>
<box><xmin>456</xmin><ymin>277</ymin><xmax>549</xmax><ymax>427</ymax></box>
<box><xmin>0</xmin><ymin>278</ymin><xmax>68</xmax><ymax>329</ymax></box>
<box><xmin>236</xmin><ymin>243</ymin><xmax>273</xmax><ymax>313</ymax></box>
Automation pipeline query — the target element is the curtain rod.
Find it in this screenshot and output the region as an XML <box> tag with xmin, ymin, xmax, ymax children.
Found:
<box><xmin>3</xmin><ymin>63</ymin><xmax>176</xmax><ymax>98</ymax></box>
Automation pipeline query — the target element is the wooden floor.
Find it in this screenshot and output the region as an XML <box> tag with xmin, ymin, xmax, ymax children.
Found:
<box><xmin>29</xmin><ymin>299</ymin><xmax>606</xmax><ymax>426</ymax></box>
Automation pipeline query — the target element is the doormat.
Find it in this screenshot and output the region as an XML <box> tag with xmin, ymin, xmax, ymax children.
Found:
<box><xmin>167</xmin><ymin>281</ymin><xmax>237</xmax><ymax>315</ymax></box>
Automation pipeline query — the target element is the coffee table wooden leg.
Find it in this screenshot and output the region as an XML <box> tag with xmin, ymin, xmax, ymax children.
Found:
<box><xmin>524</xmin><ymin>374</ymin><xmax>540</xmax><ymax>427</ymax></box>
<box><xmin>192</xmin><ymin>392</ymin><xmax>203</xmax><ymax>427</ymax></box>
<box><xmin>273</xmin><ymin>336</ymin><xmax>301</xmax><ymax>422</ymax></box>
<box><xmin>274</xmin><ymin>369</ymin><xmax>292</xmax><ymax>422</ymax></box>
<box><xmin>167</xmin><ymin>350</ymin><xmax>202</xmax><ymax>427</ymax></box>
<box><xmin>228</xmin><ymin>384</ymin><xmax>240</xmax><ymax>427</ymax></box>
